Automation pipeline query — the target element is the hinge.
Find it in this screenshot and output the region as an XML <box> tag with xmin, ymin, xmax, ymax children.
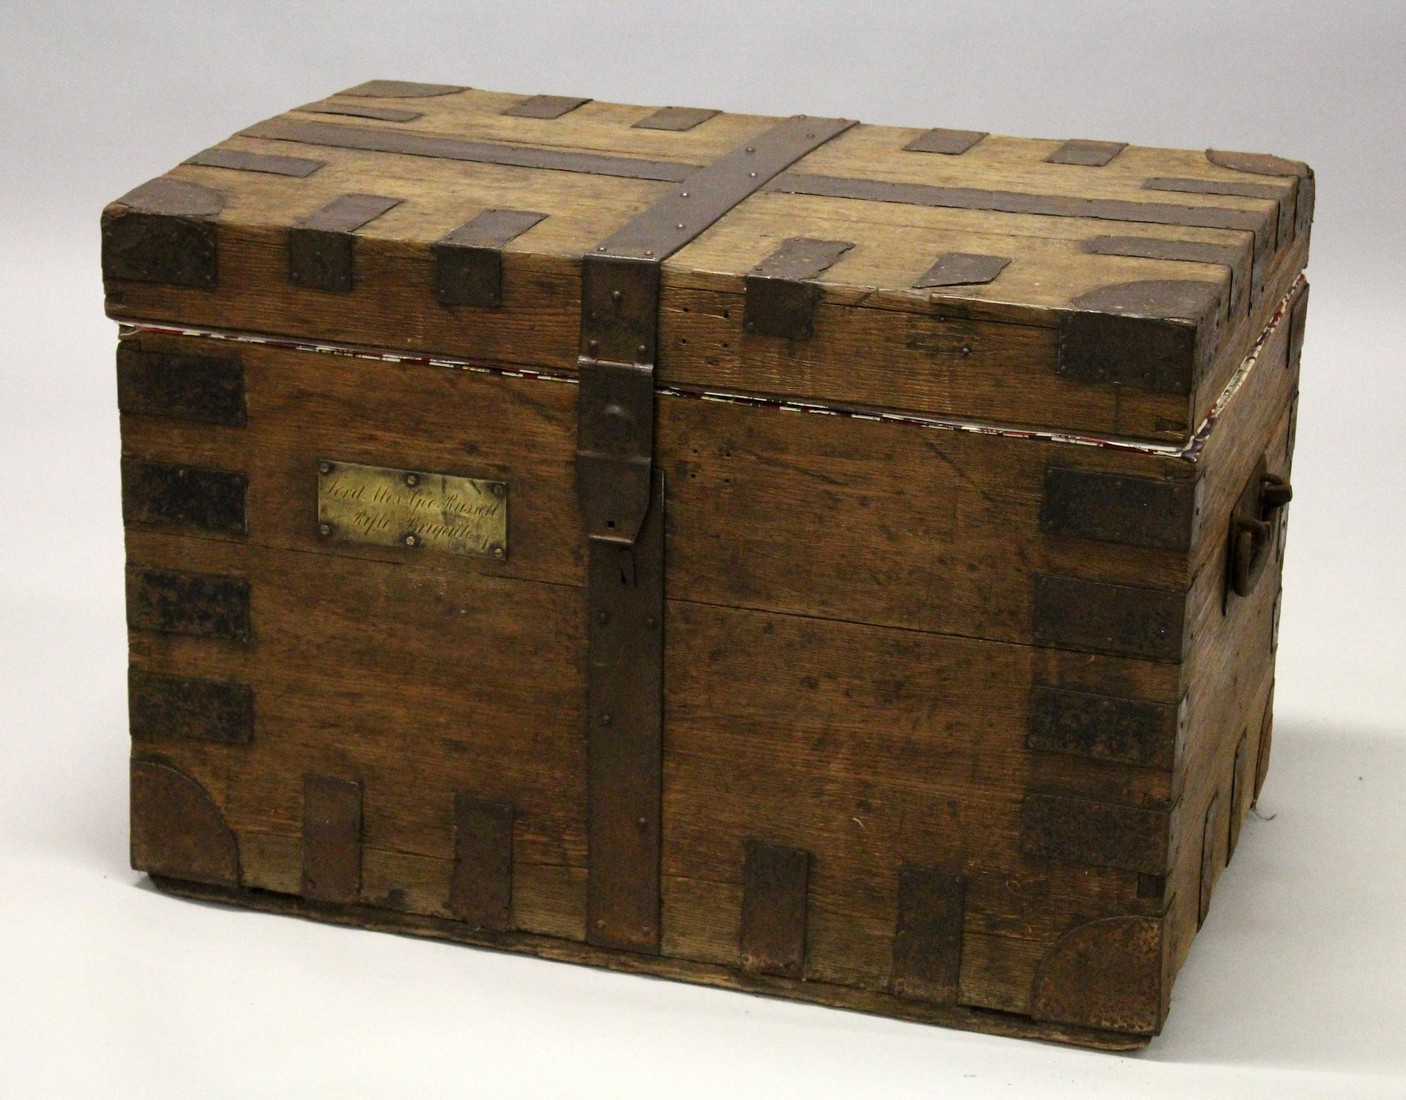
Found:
<box><xmin>575</xmin><ymin>254</ymin><xmax>660</xmax><ymax>544</ymax></box>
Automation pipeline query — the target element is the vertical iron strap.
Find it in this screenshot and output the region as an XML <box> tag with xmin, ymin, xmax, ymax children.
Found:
<box><xmin>576</xmin><ymin>114</ymin><xmax>855</xmax><ymax>954</ymax></box>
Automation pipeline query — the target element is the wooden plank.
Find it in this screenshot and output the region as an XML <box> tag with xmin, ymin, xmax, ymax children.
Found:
<box><xmin>107</xmin><ymin>224</ymin><xmax>584</xmax><ymax>375</ymax></box>
<box><xmin>170</xmin><ymin>135</ymin><xmax>664</xmax><ymax>250</ymax></box>
<box><xmin>1228</xmin><ymin>730</ymin><xmax>1250</xmax><ymax>860</ymax></box>
<box><xmin>959</xmin><ymin>930</ymin><xmax>1047</xmax><ymax>1014</ymax></box>
<box><xmin>305</xmin><ymin>88</ymin><xmax>781</xmax><ymax>163</ymax></box>
<box><xmin>763</xmin><ymin>173</ymin><xmax>1267</xmax><ymax>288</ymax></box>
<box><xmin>302</xmin><ymin>87</ymin><xmax>777</xmax><ymax>163</ymax></box>
<box><xmin>124</xmin><ymin>529</ymin><xmax>588</xmax><ymax>871</ymax></box>
<box><xmin>152</xmin><ymin>874</ymin><xmax>1152</xmax><ymax>1050</ymax></box>
<box><xmin>655</xmin><ymin>600</ymin><xmax>1181</xmax><ymax>882</ymax></box>
<box><xmin>667</xmin><ymin>213</ymin><xmax>1304</xmax><ymax>447</ymax></box>
<box><xmin>236</xmin><ymin>830</ymin><xmax>586</xmax><ymax>942</ymax></box>
<box><xmin>119</xmin><ymin>330</ymin><xmax>1199</xmax><ymax>650</ymax></box>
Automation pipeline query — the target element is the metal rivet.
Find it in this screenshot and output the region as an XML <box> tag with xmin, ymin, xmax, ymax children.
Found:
<box><xmin>637</xmin><ymin>817</ymin><xmax>648</xmax><ymax>829</ymax></box>
<box><xmin>490</xmin><ymin>483</ymin><xmax>506</xmax><ymax>498</ymax></box>
<box><xmin>645</xmin><ymin>616</ymin><xmax>657</xmax><ymax>629</ymax></box>
<box><xmin>490</xmin><ymin>544</ymin><xmax>505</xmax><ymax>559</ymax></box>
<box><xmin>291</xmin><ymin>271</ymin><xmax>302</xmax><ymax>282</ymax></box>
<box><xmin>404</xmin><ymin>473</ymin><xmax>419</xmax><ymax>487</ymax></box>
<box><xmin>644</xmin><ymin>250</ymin><xmax>654</xmax><ymax>257</ymax></box>
<box><xmin>675</xmin><ymin>223</ymin><xmax>685</xmax><ymax>230</ymax></box>
<box><xmin>404</xmin><ymin>534</ymin><xmax>418</xmax><ymax>547</ymax></box>
<box><xmin>745</xmin><ymin>146</ymin><xmax>755</xmax><ymax>154</ymax></box>
<box><xmin>611</xmin><ymin>289</ymin><xmax>623</xmax><ymax>303</ymax></box>
<box><xmin>748</xmin><ymin>171</ymin><xmax>757</xmax><ymax>178</ymax></box>
<box><xmin>587</xmin><ymin>339</ymin><xmax>599</xmax><ymax>355</ymax></box>
<box><xmin>318</xmin><ymin>523</ymin><xmax>332</xmax><ymax>536</ymax></box>
<box><xmin>595</xmin><ymin>919</ymin><xmax>606</xmax><ymax>930</ymax></box>
<box><xmin>318</xmin><ymin>461</ymin><xmax>333</xmax><ymax>474</ymax></box>
<box><xmin>597</xmin><ymin>610</ymin><xmax>609</xmax><ymax>624</ymax></box>
<box><xmin>745</xmin><ymin>320</ymin><xmax>756</xmax><ymax>332</ymax></box>
<box><xmin>597</xmin><ymin>245</ymin><xmax>607</xmax><ymax>252</ymax></box>
<box><xmin>636</xmin><ymin>344</ymin><xmax>647</xmax><ymax>357</ymax></box>
<box><xmin>680</xmin><ymin>190</ymin><xmax>689</xmax><ymax>198</ymax></box>
<box><xmin>600</xmin><ymin>713</ymin><xmax>612</xmax><ymax>726</ymax></box>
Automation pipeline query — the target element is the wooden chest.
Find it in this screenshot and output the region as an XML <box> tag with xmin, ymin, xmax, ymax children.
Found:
<box><xmin>103</xmin><ymin>80</ymin><xmax>1312</xmax><ymax>1049</ymax></box>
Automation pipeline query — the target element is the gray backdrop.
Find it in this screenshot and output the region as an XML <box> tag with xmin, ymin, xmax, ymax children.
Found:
<box><xmin>3</xmin><ymin>4</ymin><xmax>1403</xmax><ymax>1097</ymax></box>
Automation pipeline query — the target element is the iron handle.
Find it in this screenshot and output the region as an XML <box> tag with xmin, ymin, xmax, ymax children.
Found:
<box><xmin>1229</xmin><ymin>473</ymin><xmax>1292</xmax><ymax>597</ymax></box>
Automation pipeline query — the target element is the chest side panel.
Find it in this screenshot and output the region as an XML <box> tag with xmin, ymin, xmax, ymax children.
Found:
<box><xmin>1163</xmin><ymin>280</ymin><xmax>1303</xmax><ymax>986</ymax></box>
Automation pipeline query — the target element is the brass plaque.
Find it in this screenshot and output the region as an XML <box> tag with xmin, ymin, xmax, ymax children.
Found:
<box><xmin>316</xmin><ymin>460</ymin><xmax>507</xmax><ymax>558</ymax></box>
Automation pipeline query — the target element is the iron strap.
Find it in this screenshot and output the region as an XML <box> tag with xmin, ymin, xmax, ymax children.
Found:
<box><xmin>241</xmin><ymin>117</ymin><xmax>695</xmax><ymax>182</ymax></box>
<box><xmin>576</xmin><ymin>114</ymin><xmax>855</xmax><ymax>954</ymax></box>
